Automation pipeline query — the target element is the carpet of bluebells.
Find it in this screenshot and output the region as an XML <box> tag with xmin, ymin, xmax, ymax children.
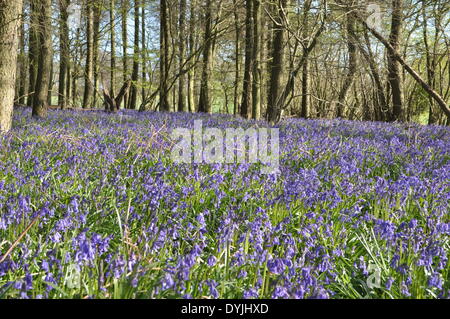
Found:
<box><xmin>0</xmin><ymin>107</ymin><xmax>449</xmax><ymax>299</ymax></box>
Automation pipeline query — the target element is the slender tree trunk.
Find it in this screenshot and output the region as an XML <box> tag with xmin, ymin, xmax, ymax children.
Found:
<box><xmin>232</xmin><ymin>0</ymin><xmax>241</xmax><ymax>115</ymax></box>
<box><xmin>93</xmin><ymin>2</ymin><xmax>101</xmax><ymax>107</ymax></box>
<box><xmin>27</xmin><ymin>0</ymin><xmax>39</xmax><ymax>107</ymax></box>
<box><xmin>422</xmin><ymin>1</ymin><xmax>438</xmax><ymax>125</ymax></box>
<box><xmin>58</xmin><ymin>0</ymin><xmax>70</xmax><ymax>109</ymax></box>
<box><xmin>198</xmin><ymin>0</ymin><xmax>213</xmax><ymax>113</ymax></box>
<box><xmin>301</xmin><ymin>61</ymin><xmax>308</xmax><ymax>118</ymax></box>
<box><xmin>387</xmin><ymin>0</ymin><xmax>404</xmax><ymax>121</ymax></box>
<box><xmin>159</xmin><ymin>0</ymin><xmax>170</xmax><ymax>111</ymax></box>
<box><xmin>187</xmin><ymin>0</ymin><xmax>196</xmax><ymax>112</ymax></box>
<box><xmin>267</xmin><ymin>0</ymin><xmax>288</xmax><ymax>123</ymax></box>
<box><xmin>72</xmin><ymin>25</ymin><xmax>81</xmax><ymax>107</ymax></box>
<box><xmin>18</xmin><ymin>8</ymin><xmax>27</xmax><ymax>105</ymax></box>
<box><xmin>48</xmin><ymin>55</ymin><xmax>54</xmax><ymax>105</ymax></box>
<box><xmin>121</xmin><ymin>0</ymin><xmax>129</xmax><ymax>108</ymax></box>
<box><xmin>129</xmin><ymin>0</ymin><xmax>139</xmax><ymax>109</ymax></box>
<box><xmin>0</xmin><ymin>0</ymin><xmax>23</xmax><ymax>132</ymax></box>
<box><xmin>32</xmin><ymin>0</ymin><xmax>52</xmax><ymax>118</ymax></box>
<box><xmin>299</xmin><ymin>1</ymin><xmax>312</xmax><ymax>119</ymax></box>
<box><xmin>260</xmin><ymin>8</ymin><xmax>268</xmax><ymax>116</ymax></box>
<box><xmin>83</xmin><ymin>0</ymin><xmax>95</xmax><ymax>108</ymax></box>
<box><xmin>251</xmin><ymin>0</ymin><xmax>261</xmax><ymax>120</ymax></box>
<box><xmin>178</xmin><ymin>0</ymin><xmax>187</xmax><ymax>112</ymax></box>
<box><xmin>110</xmin><ymin>0</ymin><xmax>116</xmax><ymax>98</ymax></box>
<box><xmin>240</xmin><ymin>0</ymin><xmax>253</xmax><ymax>119</ymax></box>
<box><xmin>141</xmin><ymin>2</ymin><xmax>146</xmax><ymax>104</ymax></box>
<box><xmin>66</xmin><ymin>62</ymin><xmax>71</xmax><ymax>105</ymax></box>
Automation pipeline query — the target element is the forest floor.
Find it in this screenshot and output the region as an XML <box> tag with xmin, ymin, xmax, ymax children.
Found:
<box><xmin>0</xmin><ymin>107</ymin><xmax>449</xmax><ymax>298</ymax></box>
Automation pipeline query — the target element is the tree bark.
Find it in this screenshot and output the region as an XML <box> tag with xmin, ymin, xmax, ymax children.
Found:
<box><xmin>93</xmin><ymin>2</ymin><xmax>101</xmax><ymax>107</ymax></box>
<box><xmin>300</xmin><ymin>60</ymin><xmax>308</xmax><ymax>118</ymax></box>
<box><xmin>129</xmin><ymin>0</ymin><xmax>139</xmax><ymax>110</ymax></box>
<box><xmin>121</xmin><ymin>0</ymin><xmax>129</xmax><ymax>109</ymax></box>
<box><xmin>387</xmin><ymin>0</ymin><xmax>404</xmax><ymax>121</ymax></box>
<box><xmin>421</xmin><ymin>1</ymin><xmax>439</xmax><ymax>124</ymax></box>
<box><xmin>58</xmin><ymin>0</ymin><xmax>70</xmax><ymax>109</ymax></box>
<box><xmin>47</xmin><ymin>54</ymin><xmax>54</xmax><ymax>106</ymax></box>
<box><xmin>251</xmin><ymin>0</ymin><xmax>261</xmax><ymax>120</ymax></box>
<box><xmin>198</xmin><ymin>0</ymin><xmax>213</xmax><ymax>113</ymax></box>
<box><xmin>27</xmin><ymin>0</ymin><xmax>39</xmax><ymax>107</ymax></box>
<box><xmin>159</xmin><ymin>0</ymin><xmax>170</xmax><ymax>111</ymax></box>
<box><xmin>32</xmin><ymin>0</ymin><xmax>52</xmax><ymax>118</ymax></box>
<box><xmin>83</xmin><ymin>0</ymin><xmax>95</xmax><ymax>108</ymax></box>
<box><xmin>232</xmin><ymin>0</ymin><xmax>241</xmax><ymax>115</ymax></box>
<box><xmin>110</xmin><ymin>0</ymin><xmax>116</xmax><ymax>98</ymax></box>
<box><xmin>0</xmin><ymin>0</ymin><xmax>23</xmax><ymax>132</ymax></box>
<box><xmin>141</xmin><ymin>2</ymin><xmax>146</xmax><ymax>104</ymax></box>
<box><xmin>178</xmin><ymin>0</ymin><xmax>188</xmax><ymax>112</ymax></box>
<box><xmin>72</xmin><ymin>25</ymin><xmax>82</xmax><ymax>107</ymax></box>
<box><xmin>240</xmin><ymin>0</ymin><xmax>253</xmax><ymax>119</ymax></box>
<box><xmin>17</xmin><ymin>7</ymin><xmax>27</xmax><ymax>106</ymax></box>
<box><xmin>267</xmin><ymin>0</ymin><xmax>288</xmax><ymax>123</ymax></box>
<box><xmin>188</xmin><ymin>0</ymin><xmax>196</xmax><ymax>112</ymax></box>
<box><xmin>300</xmin><ymin>0</ymin><xmax>312</xmax><ymax>119</ymax></box>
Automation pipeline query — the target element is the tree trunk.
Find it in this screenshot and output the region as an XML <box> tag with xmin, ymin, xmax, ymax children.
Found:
<box><xmin>188</xmin><ymin>0</ymin><xmax>196</xmax><ymax>113</ymax></box>
<box><xmin>301</xmin><ymin>60</ymin><xmax>308</xmax><ymax>118</ymax></box>
<box><xmin>72</xmin><ymin>25</ymin><xmax>82</xmax><ymax>107</ymax></box>
<box><xmin>240</xmin><ymin>0</ymin><xmax>253</xmax><ymax>119</ymax></box>
<box><xmin>188</xmin><ymin>0</ymin><xmax>197</xmax><ymax>112</ymax></box>
<box><xmin>17</xmin><ymin>7</ymin><xmax>27</xmax><ymax>106</ymax></box>
<box><xmin>27</xmin><ymin>0</ymin><xmax>39</xmax><ymax>107</ymax></box>
<box><xmin>66</xmin><ymin>62</ymin><xmax>71</xmax><ymax>105</ymax></box>
<box><xmin>0</xmin><ymin>0</ymin><xmax>23</xmax><ymax>132</ymax></box>
<box><xmin>32</xmin><ymin>0</ymin><xmax>52</xmax><ymax>118</ymax></box>
<box><xmin>130</xmin><ymin>0</ymin><xmax>139</xmax><ymax>110</ymax></box>
<box><xmin>178</xmin><ymin>0</ymin><xmax>188</xmax><ymax>112</ymax></box>
<box><xmin>121</xmin><ymin>0</ymin><xmax>129</xmax><ymax>109</ymax></box>
<box><xmin>251</xmin><ymin>0</ymin><xmax>261</xmax><ymax>120</ymax></box>
<box><xmin>267</xmin><ymin>0</ymin><xmax>287</xmax><ymax>123</ymax></box>
<box><xmin>93</xmin><ymin>2</ymin><xmax>101</xmax><ymax>107</ymax></box>
<box><xmin>421</xmin><ymin>1</ymin><xmax>438</xmax><ymax>125</ymax></box>
<box><xmin>47</xmin><ymin>55</ymin><xmax>54</xmax><ymax>105</ymax></box>
<box><xmin>387</xmin><ymin>0</ymin><xmax>404</xmax><ymax>121</ymax></box>
<box><xmin>83</xmin><ymin>0</ymin><xmax>95</xmax><ymax>108</ymax></box>
<box><xmin>141</xmin><ymin>2</ymin><xmax>146</xmax><ymax>105</ymax></box>
<box><xmin>198</xmin><ymin>0</ymin><xmax>213</xmax><ymax>113</ymax></box>
<box><xmin>58</xmin><ymin>0</ymin><xmax>70</xmax><ymax>109</ymax></box>
<box><xmin>159</xmin><ymin>0</ymin><xmax>170</xmax><ymax>111</ymax></box>
<box><xmin>299</xmin><ymin>0</ymin><xmax>312</xmax><ymax>119</ymax></box>
<box><xmin>232</xmin><ymin>0</ymin><xmax>241</xmax><ymax>115</ymax></box>
<box><xmin>110</xmin><ymin>0</ymin><xmax>116</xmax><ymax>98</ymax></box>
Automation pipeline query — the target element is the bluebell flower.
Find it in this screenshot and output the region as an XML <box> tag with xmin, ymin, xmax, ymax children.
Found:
<box><xmin>267</xmin><ymin>258</ymin><xmax>285</xmax><ymax>275</ymax></box>
<box><xmin>272</xmin><ymin>286</ymin><xmax>289</xmax><ymax>299</ymax></box>
<box><xmin>243</xmin><ymin>288</ymin><xmax>259</xmax><ymax>299</ymax></box>
<box><xmin>427</xmin><ymin>273</ymin><xmax>443</xmax><ymax>290</ymax></box>
<box><xmin>206</xmin><ymin>280</ymin><xmax>219</xmax><ymax>298</ymax></box>
<box><xmin>207</xmin><ymin>255</ymin><xmax>216</xmax><ymax>267</ymax></box>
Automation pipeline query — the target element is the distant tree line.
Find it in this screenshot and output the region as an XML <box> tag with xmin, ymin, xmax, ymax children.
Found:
<box><xmin>0</xmin><ymin>0</ymin><xmax>449</xmax><ymax>132</ymax></box>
